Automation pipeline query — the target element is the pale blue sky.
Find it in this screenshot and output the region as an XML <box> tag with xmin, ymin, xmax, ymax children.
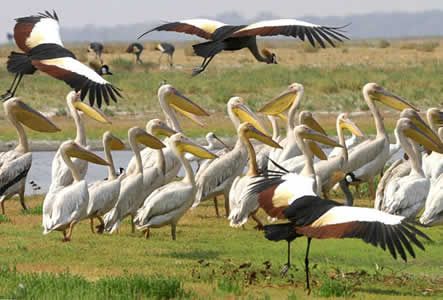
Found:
<box><xmin>2</xmin><ymin>0</ymin><xmax>443</xmax><ymax>41</ymax></box>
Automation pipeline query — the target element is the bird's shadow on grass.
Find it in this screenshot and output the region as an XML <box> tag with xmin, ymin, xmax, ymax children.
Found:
<box><xmin>162</xmin><ymin>249</ymin><xmax>221</xmax><ymax>260</ymax></box>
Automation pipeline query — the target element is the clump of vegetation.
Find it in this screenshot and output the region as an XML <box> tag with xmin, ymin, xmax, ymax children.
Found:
<box><xmin>0</xmin><ymin>214</ymin><xmax>11</xmax><ymax>223</ymax></box>
<box><xmin>110</xmin><ymin>57</ymin><xmax>134</xmax><ymax>71</ymax></box>
<box><xmin>55</xmin><ymin>107</ymin><xmax>67</xmax><ymax>117</ymax></box>
<box><xmin>217</xmin><ymin>278</ymin><xmax>243</xmax><ymax>296</ymax></box>
<box><xmin>0</xmin><ymin>266</ymin><xmax>189</xmax><ymax>299</ymax></box>
<box><xmin>21</xmin><ymin>204</ymin><xmax>43</xmax><ymax>216</ymax></box>
<box><xmin>316</xmin><ymin>278</ymin><xmax>353</xmax><ymax>298</ymax></box>
<box><xmin>377</xmin><ymin>39</ymin><xmax>391</xmax><ymax>48</ymax></box>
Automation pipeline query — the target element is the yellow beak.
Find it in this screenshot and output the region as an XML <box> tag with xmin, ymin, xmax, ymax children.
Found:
<box><xmin>259</xmin><ymin>88</ymin><xmax>298</xmax><ymax>115</ymax></box>
<box><xmin>308</xmin><ymin>142</ymin><xmax>328</xmax><ymax>160</ymax></box>
<box><xmin>177</xmin><ymin>139</ymin><xmax>218</xmax><ymax>159</ymax></box>
<box><xmin>232</xmin><ymin>103</ymin><xmax>268</xmax><ymax>134</ymax></box>
<box><xmin>151</xmin><ymin>122</ymin><xmax>178</xmax><ymax>138</ymax></box>
<box><xmin>404</xmin><ymin>122</ymin><xmax>443</xmax><ymax>154</ymax></box>
<box><xmin>65</xmin><ymin>142</ymin><xmax>109</xmax><ymax>166</ymax></box>
<box><xmin>244</xmin><ymin>124</ymin><xmax>282</xmax><ymax>149</ymax></box>
<box><xmin>166</xmin><ymin>88</ymin><xmax>209</xmax><ymax>119</ymax></box>
<box><xmin>136</xmin><ymin>130</ymin><xmax>166</xmax><ymax>149</ymax></box>
<box><xmin>372</xmin><ymin>87</ymin><xmax>419</xmax><ymax>112</ymax></box>
<box><xmin>7</xmin><ymin>99</ymin><xmax>60</xmax><ymax>132</ymax></box>
<box><xmin>74</xmin><ymin>101</ymin><xmax>111</xmax><ymax>124</ymax></box>
<box><xmin>300</xmin><ymin>113</ymin><xmax>327</xmax><ymax>136</ymax></box>
<box><xmin>104</xmin><ymin>131</ymin><xmax>126</xmax><ymax>151</ymax></box>
<box><xmin>300</xmin><ymin>127</ymin><xmax>342</xmax><ymax>148</ymax></box>
<box><xmin>340</xmin><ymin>117</ymin><xmax>364</xmax><ymax>137</ymax></box>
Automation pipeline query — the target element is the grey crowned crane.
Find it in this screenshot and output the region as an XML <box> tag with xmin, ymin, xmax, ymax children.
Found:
<box><xmin>88</xmin><ymin>42</ymin><xmax>104</xmax><ymax>63</ymax></box>
<box><xmin>2</xmin><ymin>11</ymin><xmax>121</xmax><ymax>108</ymax></box>
<box><xmin>139</xmin><ymin>18</ymin><xmax>349</xmax><ymax>76</ymax></box>
<box><xmin>126</xmin><ymin>42</ymin><xmax>144</xmax><ymax>64</ymax></box>
<box><xmin>155</xmin><ymin>42</ymin><xmax>175</xmax><ymax>67</ymax></box>
<box><xmin>248</xmin><ymin>160</ymin><xmax>431</xmax><ymax>293</ymax></box>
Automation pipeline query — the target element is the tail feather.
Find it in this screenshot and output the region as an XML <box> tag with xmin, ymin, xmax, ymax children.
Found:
<box><xmin>7</xmin><ymin>52</ymin><xmax>36</xmax><ymax>74</ymax></box>
<box><xmin>264</xmin><ymin>223</ymin><xmax>300</xmax><ymax>242</ymax></box>
<box><xmin>192</xmin><ymin>41</ymin><xmax>225</xmax><ymax>58</ymax></box>
<box><xmin>103</xmin><ymin>208</ymin><xmax>120</xmax><ymax>233</ymax></box>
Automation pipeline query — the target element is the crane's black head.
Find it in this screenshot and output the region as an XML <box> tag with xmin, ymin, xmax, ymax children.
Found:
<box><xmin>99</xmin><ymin>65</ymin><xmax>113</xmax><ymax>76</ymax></box>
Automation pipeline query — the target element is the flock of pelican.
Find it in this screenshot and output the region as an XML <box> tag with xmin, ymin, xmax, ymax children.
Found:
<box><xmin>1</xmin><ymin>80</ymin><xmax>442</xmax><ymax>290</ymax></box>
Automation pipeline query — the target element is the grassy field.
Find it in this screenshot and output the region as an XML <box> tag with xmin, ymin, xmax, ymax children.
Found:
<box><xmin>1</xmin><ymin>39</ymin><xmax>443</xmax><ymax>298</ymax></box>
<box><xmin>1</xmin><ymin>38</ymin><xmax>443</xmax><ymax>143</ymax></box>
<box><xmin>0</xmin><ymin>195</ymin><xmax>442</xmax><ymax>299</ymax></box>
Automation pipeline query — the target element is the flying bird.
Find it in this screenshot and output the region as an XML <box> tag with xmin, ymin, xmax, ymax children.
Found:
<box><xmin>139</xmin><ymin>18</ymin><xmax>349</xmax><ymax>75</ymax></box>
<box><xmin>2</xmin><ymin>10</ymin><xmax>121</xmax><ymax>107</ymax></box>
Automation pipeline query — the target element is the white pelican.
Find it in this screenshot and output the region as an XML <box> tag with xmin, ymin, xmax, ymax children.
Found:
<box><xmin>313</xmin><ymin>113</ymin><xmax>364</xmax><ymax>198</ymax></box>
<box><xmin>193</xmin><ymin>96</ymin><xmax>267</xmax><ymax>217</ymax></box>
<box><xmin>256</xmin><ymin>115</ymin><xmax>285</xmax><ymax>172</ymax></box>
<box><xmin>42</xmin><ymin>141</ymin><xmax>109</xmax><ymax>241</ymax></box>
<box><xmin>103</xmin><ymin>127</ymin><xmax>165</xmax><ymax>233</ymax></box>
<box><xmin>127</xmin><ymin>84</ymin><xmax>209</xmax><ymax>183</ymax></box>
<box><xmin>85</xmin><ymin>131</ymin><xmax>125</xmax><ymax>234</ymax></box>
<box><xmin>374</xmin><ymin>108</ymin><xmax>437</xmax><ymax>210</ymax></box>
<box><xmin>259</xmin><ymin>83</ymin><xmax>304</xmax><ymax>164</ymax></box>
<box><xmin>50</xmin><ymin>91</ymin><xmax>110</xmax><ymax>189</ymax></box>
<box><xmin>377</xmin><ymin>117</ymin><xmax>443</xmax><ymax>219</ymax></box>
<box><xmin>0</xmin><ymin>98</ymin><xmax>60</xmax><ymax>214</ymax></box>
<box><xmin>270</xmin><ymin>111</ymin><xmax>328</xmax><ymax>173</ymax></box>
<box><xmin>422</xmin><ymin>108</ymin><xmax>443</xmax><ymax>181</ymax></box>
<box><xmin>247</xmin><ymin>124</ymin><xmax>341</xmax><ymax>274</ymax></box>
<box><xmin>134</xmin><ymin>133</ymin><xmax>217</xmax><ymax>240</ymax></box>
<box><xmin>420</xmin><ymin>173</ymin><xmax>443</xmax><ymax>226</ymax></box>
<box><xmin>344</xmin><ymin>83</ymin><xmax>418</xmax><ymax>199</ymax></box>
<box><xmin>228</xmin><ymin>123</ymin><xmax>282</xmax><ymax>229</ymax></box>
<box><xmin>3</xmin><ymin>10</ymin><xmax>121</xmax><ymax>106</ymax></box>
<box><xmin>185</xmin><ymin>132</ymin><xmax>229</xmax><ymax>163</ymax></box>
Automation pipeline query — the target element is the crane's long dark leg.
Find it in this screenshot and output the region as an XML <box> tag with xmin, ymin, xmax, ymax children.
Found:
<box><xmin>281</xmin><ymin>240</ymin><xmax>291</xmax><ymax>276</ymax></box>
<box><xmin>192</xmin><ymin>55</ymin><xmax>215</xmax><ymax>76</ymax></box>
<box><xmin>305</xmin><ymin>238</ymin><xmax>312</xmax><ymax>294</ymax></box>
<box><xmin>1</xmin><ymin>73</ymin><xmax>23</xmax><ymax>100</ymax></box>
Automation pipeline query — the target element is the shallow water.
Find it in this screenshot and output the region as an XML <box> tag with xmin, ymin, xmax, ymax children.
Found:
<box><xmin>26</xmin><ymin>151</ymin><xmax>198</xmax><ymax>196</ymax></box>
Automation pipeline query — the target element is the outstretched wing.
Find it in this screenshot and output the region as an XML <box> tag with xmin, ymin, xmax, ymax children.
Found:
<box><xmin>139</xmin><ymin>19</ymin><xmax>227</xmax><ymax>40</ymax></box>
<box><xmin>14</xmin><ymin>10</ymin><xmax>63</xmax><ymax>52</ymax></box>
<box><xmin>230</xmin><ymin>19</ymin><xmax>349</xmax><ymax>48</ymax></box>
<box><xmin>289</xmin><ymin>195</ymin><xmax>430</xmax><ymax>262</ymax></box>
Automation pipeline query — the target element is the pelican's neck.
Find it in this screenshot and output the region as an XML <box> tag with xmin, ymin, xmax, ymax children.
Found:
<box><xmin>363</xmin><ymin>92</ymin><xmax>386</xmax><ymax>138</ymax></box>
<box><xmin>104</xmin><ymin>142</ymin><xmax>117</xmax><ymax>180</ymax></box>
<box><xmin>398</xmin><ymin>128</ymin><xmax>423</xmax><ymax>176</ymax></box>
<box><xmin>270</xmin><ymin>117</ymin><xmax>280</xmax><ymax>140</ymax></box>
<box><xmin>176</xmin><ymin>148</ymin><xmax>194</xmax><ymax>184</ymax></box>
<box><xmin>68</xmin><ymin>101</ymin><xmax>86</xmax><ymax>145</ymax></box>
<box><xmin>336</xmin><ymin>122</ymin><xmax>348</xmax><ymax>163</ymax></box>
<box><xmin>61</xmin><ymin>149</ymin><xmax>81</xmax><ymax>182</ymax></box>
<box><xmin>288</xmin><ymin>92</ymin><xmax>302</xmax><ymax>131</ymax></box>
<box><xmin>7</xmin><ymin>113</ymin><xmax>28</xmax><ymax>153</ymax></box>
<box><xmin>129</xmin><ymin>134</ymin><xmax>143</xmax><ymax>174</ymax></box>
<box><xmin>240</xmin><ymin>134</ymin><xmax>258</xmax><ymax>176</ymax></box>
<box><xmin>159</xmin><ymin>96</ymin><xmax>182</xmax><ymax>132</ymax></box>
<box><xmin>295</xmin><ymin>133</ymin><xmax>315</xmax><ymax>178</ymax></box>
<box><xmin>227</xmin><ymin>107</ymin><xmax>240</xmax><ymax>129</ymax></box>
<box><xmin>439</xmin><ymin>127</ymin><xmax>443</xmax><ymax>141</ymax></box>
<box><xmin>427</xmin><ymin>111</ymin><xmax>438</xmax><ymax>133</ymax></box>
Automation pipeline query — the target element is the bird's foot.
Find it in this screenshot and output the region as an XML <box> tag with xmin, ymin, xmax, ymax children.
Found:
<box><xmin>305</xmin><ymin>287</ymin><xmax>311</xmax><ymax>295</ymax></box>
<box><xmin>280</xmin><ymin>263</ymin><xmax>290</xmax><ymax>276</ymax></box>
<box><xmin>0</xmin><ymin>91</ymin><xmax>13</xmax><ymax>101</ymax></box>
<box><xmin>62</xmin><ymin>237</ymin><xmax>71</xmax><ymax>243</ymax></box>
<box><xmin>191</xmin><ymin>67</ymin><xmax>204</xmax><ymax>77</ymax></box>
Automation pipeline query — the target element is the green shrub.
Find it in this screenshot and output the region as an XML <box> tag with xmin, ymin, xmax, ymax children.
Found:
<box><xmin>316</xmin><ymin>278</ymin><xmax>353</xmax><ymax>298</ymax></box>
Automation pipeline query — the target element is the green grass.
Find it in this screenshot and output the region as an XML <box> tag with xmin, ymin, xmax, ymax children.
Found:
<box><xmin>0</xmin><ymin>196</ymin><xmax>443</xmax><ymax>299</ymax></box>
